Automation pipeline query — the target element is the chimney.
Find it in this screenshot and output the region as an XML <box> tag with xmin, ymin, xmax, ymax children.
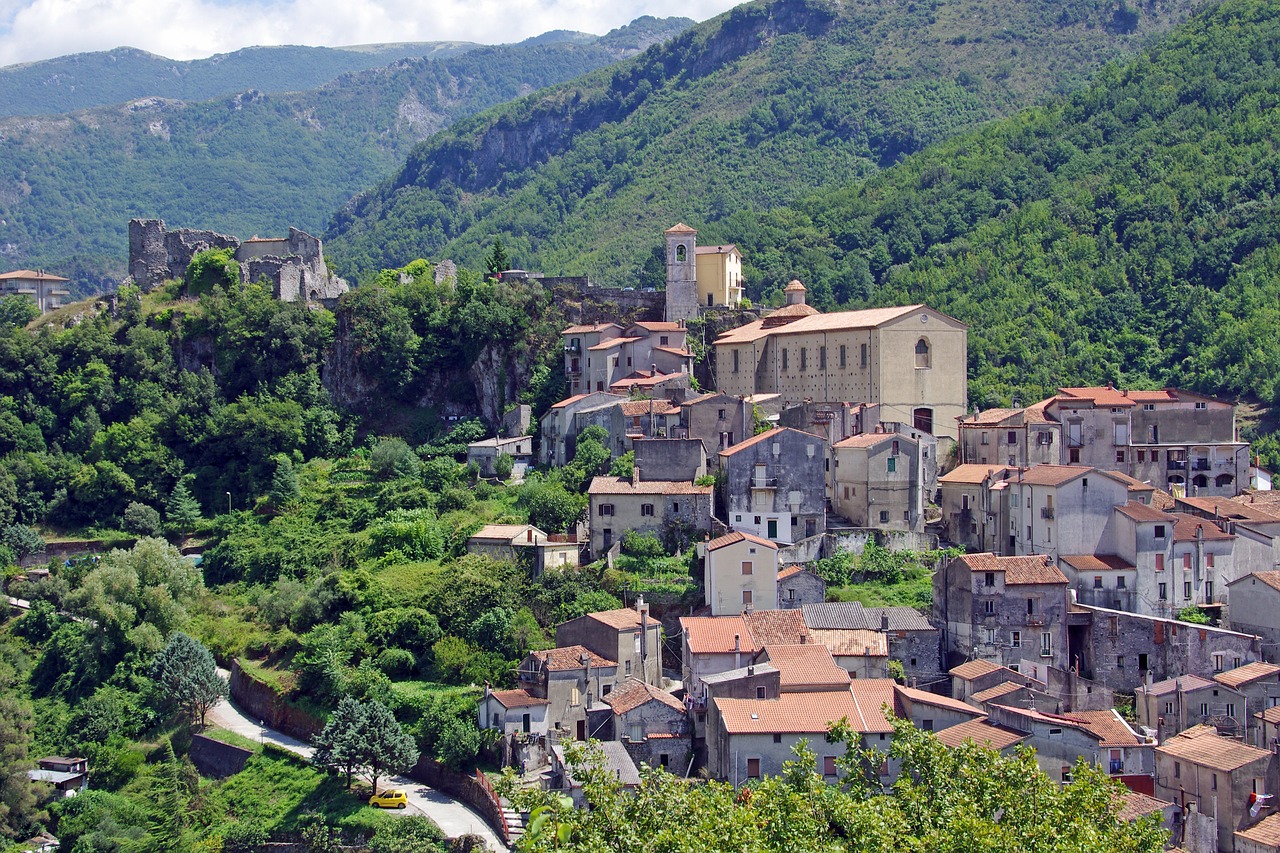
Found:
<box><xmin>880</xmin><ymin>611</ymin><xmax>890</xmax><ymax>632</ymax></box>
<box><xmin>734</xmin><ymin>633</ymin><xmax>742</xmax><ymax>669</ymax></box>
<box><xmin>747</xmin><ymin>664</ymin><xmax>755</xmax><ymax>677</ymax></box>
<box><xmin>733</xmin><ymin>634</ymin><xmax>740</xmax><ymax>651</ymax></box>
<box><xmin>632</xmin><ymin>466</ymin><xmax>640</xmax><ymax>486</ymax></box>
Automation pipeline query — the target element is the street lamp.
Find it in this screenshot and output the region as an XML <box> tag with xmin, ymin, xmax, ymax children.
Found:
<box><xmin>226</xmin><ymin>491</ymin><xmax>232</xmax><ymax>515</ymax></box>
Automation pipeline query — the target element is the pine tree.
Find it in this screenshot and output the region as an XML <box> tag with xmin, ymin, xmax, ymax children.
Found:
<box><xmin>484</xmin><ymin>237</ymin><xmax>510</xmax><ymax>280</ymax></box>
<box><xmin>312</xmin><ymin>695</ymin><xmax>367</xmax><ymax>789</ymax></box>
<box><xmin>150</xmin><ymin>632</ymin><xmax>227</xmax><ymax>726</ymax></box>
<box><xmin>268</xmin><ymin>455</ymin><xmax>301</xmax><ymax>509</ymax></box>
<box><xmin>358</xmin><ymin>700</ymin><xmax>419</xmax><ymax>793</ymax></box>
<box><xmin>164</xmin><ymin>478</ymin><xmax>202</xmax><ymax>533</ymax></box>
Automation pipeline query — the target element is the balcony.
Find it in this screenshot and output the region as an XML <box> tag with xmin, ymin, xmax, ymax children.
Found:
<box><xmin>1040</xmin><ymin>507</ymin><xmax>1055</xmax><ymax>520</ymax></box>
<box><xmin>1167</xmin><ymin>459</ymin><xmax>1187</xmax><ymax>471</ymax></box>
<box><xmin>1067</xmin><ymin>436</ymin><xmax>1084</xmax><ymax>449</ymax></box>
<box><xmin>566</xmin><ymin>367</ymin><xmax>582</xmax><ymax>377</ymax></box>
<box><xmin>563</xmin><ymin>342</ymin><xmax>581</xmax><ymax>353</ymax></box>
<box><xmin>1192</xmin><ymin>460</ymin><xmax>1211</xmax><ymax>472</ymax></box>
<box><xmin>1108</xmin><ymin>760</ymin><xmax>1124</xmax><ymax>775</ymax></box>
<box><xmin>1026</xmin><ymin>614</ymin><xmax>1045</xmax><ymax>626</ymax></box>
<box><xmin>751</xmin><ymin>478</ymin><xmax>778</xmax><ymax>489</ymax></box>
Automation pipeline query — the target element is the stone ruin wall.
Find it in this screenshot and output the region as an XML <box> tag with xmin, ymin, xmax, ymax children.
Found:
<box><xmin>125</xmin><ymin>219</ymin><xmax>348</xmax><ymax>307</ymax></box>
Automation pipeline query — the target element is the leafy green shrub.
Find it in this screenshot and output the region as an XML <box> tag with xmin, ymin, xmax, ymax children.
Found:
<box><xmin>375</xmin><ymin>648</ymin><xmax>417</xmax><ymax>678</ymax></box>
<box><xmin>438</xmin><ymin>487</ymin><xmax>474</xmax><ymax>512</ymax></box>
<box><xmin>122</xmin><ymin>501</ymin><xmax>162</xmax><ymax>536</ymax></box>
<box><xmin>369</xmin><ymin>438</ymin><xmax>421</xmax><ymax>481</ymax></box>
<box><xmin>185</xmin><ymin>248</ymin><xmax>240</xmax><ymax>294</ymax></box>
<box><xmin>493</xmin><ymin>452</ymin><xmax>515</xmax><ymax>481</ymax></box>
<box><xmin>621</xmin><ymin>530</ymin><xmax>666</xmax><ymax>559</ymax></box>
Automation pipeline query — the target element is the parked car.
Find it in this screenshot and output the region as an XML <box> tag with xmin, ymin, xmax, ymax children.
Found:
<box><xmin>369</xmin><ymin>789</ymin><xmax>407</xmax><ymax>809</ymax></box>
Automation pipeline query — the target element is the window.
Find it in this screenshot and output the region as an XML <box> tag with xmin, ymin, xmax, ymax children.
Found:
<box><xmin>1117</xmin><ymin>576</ymin><xmax>1126</xmax><ymax>589</ymax></box>
<box><xmin>1164</xmin><ymin>701</ymin><xmax>1174</xmax><ymax>714</ymax></box>
<box><xmin>1137</xmin><ymin>450</ymin><xmax>1146</xmax><ymax>463</ymax></box>
<box><xmin>1205</xmin><ymin>580</ymin><xmax>1213</xmax><ymax>600</ymax></box>
<box><xmin>1041</xmin><ymin>632</ymin><xmax>1052</xmax><ymax>656</ymax></box>
<box><xmin>676</xmin><ymin>245</ymin><xmax>686</xmax><ymax>262</ymax></box>
<box><xmin>1212</xmin><ymin>773</ymin><xmax>1218</xmax><ymax>791</ymax></box>
<box><xmin>1213</xmin><ymin>653</ymin><xmax>1224</xmax><ymax>672</ymax></box>
<box><xmin>672</xmin><ymin>502</ymin><xmax>680</xmax><ymax>513</ymax></box>
<box><xmin>822</xmin><ymin>756</ymin><xmax>837</xmax><ymax>776</ymax></box>
<box><xmin>984</xmin><ymin>599</ymin><xmax>995</xmax><ymax>614</ymax></box>
<box><xmin>1094</xmin><ymin>576</ymin><xmax>1104</xmax><ymax>589</ymax></box>
<box><xmin>599</xmin><ymin>503</ymin><xmax>614</xmax><ymax>517</ymax></box>
<box><xmin>1116</xmin><ymin>450</ymin><xmax>1126</xmax><ymax>463</ymax></box>
<box><xmin>981</xmin><ymin>432</ymin><xmax>990</xmax><ymax>445</ymax></box>
<box><xmin>915</xmin><ymin>338</ymin><xmax>931</xmax><ymax>368</ymax></box>
<box><xmin>733</xmin><ymin>350</ymin><xmax>739</xmax><ymax>373</ymax></box>
<box><xmin>839</xmin><ymin>345</ymin><xmax>847</xmax><ymax>368</ymax></box>
<box><xmin>1173</xmin><ymin>762</ymin><xmax>1181</xmax><ymax>778</ymax></box>
<box><xmin>1155</xmin><ymin>554</ymin><xmax>1165</xmax><ymax>571</ymax></box>
<box><xmin>1011</xmin><ymin>631</ymin><xmax>1021</xmax><ymax>647</ymax></box>
<box><xmin>1183</xmin><ymin>553</ymin><xmax>1192</xmax><ymax>570</ymax></box>
<box><xmin>1207</xmin><ymin>553</ymin><xmax>1215</xmax><ymax>568</ymax></box>
<box><xmin>1144</xmin><ymin>403</ymin><xmax>1155</xmax><ymax>411</ymax></box>
<box><xmin>747</xmin><ymin>758</ymin><xmax>761</xmax><ymax>779</ymax></box>
<box><xmin>772</xmin><ymin>734</ymin><xmax>782</xmax><ymax>744</ymax></box>
<box><xmin>717</xmin><ymin>408</ymin><xmax>726</xmax><ymax>419</ymax></box>
<box><xmin>741</xmin><ymin>561</ymin><xmax>753</xmax><ymax>576</ymax></box>
<box><xmin>756</xmin><ymin>686</ymin><xmax>767</xmax><ymax>699</ymax></box>
<box><xmin>571</xmin><ymin>687</ymin><xmax>581</xmax><ymax>706</ymax></box>
<box><xmin>743</xmin><ymin>590</ymin><xmax>753</xmax><ymax>607</ymax></box>
<box><xmin>1008</xmin><ymin>430</ymin><xmax>1018</xmax><ymax>445</ymax></box>
<box><xmin>782</xmin><ymin>349</ymin><xmax>788</xmax><ymax>371</ymax></box>
<box><xmin>880</xmin><ymin>510</ymin><xmax>890</xmax><ymax>524</ymax></box>
<box><xmin>1195</xmin><ymin>401</ymin><xmax>1207</xmax><ymax>410</ymax></box>
<box><xmin>888</xmin><ymin>456</ymin><xmax>897</xmax><ymax>473</ymax></box>
<box><xmin>819</xmin><ymin>346</ymin><xmax>826</xmax><ymax>370</ymax></box>
<box><xmin>625</xmin><ymin>660</ymin><xmax>631</xmax><ymax>676</ymax></box>
<box><xmin>984</xmin><ymin>572</ymin><xmax>996</xmax><ymax>587</ymax></box>
<box><xmin>1116</xmin><ymin>656</ymin><xmax>1125</xmax><ymax>669</ymax></box>
<box><xmin>641</xmin><ymin>503</ymin><xmax>654</xmax><ymax>517</ymax></box>
<box><xmin>1184</xmin><ymin>581</ymin><xmax>1192</xmax><ymax>599</ymax></box>
<box><xmin>1158</xmin><ymin>582</ymin><xmax>1167</xmax><ymax>600</ymax></box>
<box><xmin>1226</xmin><ymin>703</ymin><xmax>1236</xmax><ymax>718</ymax></box>
<box><xmin>800</xmin><ymin>347</ymin><xmax>807</xmax><ymax>371</ymax></box>
<box><xmin>860</xmin><ymin>344</ymin><xmax>868</xmax><ymax>368</ymax></box>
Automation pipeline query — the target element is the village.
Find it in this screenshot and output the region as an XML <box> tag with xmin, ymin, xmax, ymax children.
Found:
<box><xmin>456</xmin><ymin>224</ymin><xmax>1280</xmax><ymax>853</ymax></box>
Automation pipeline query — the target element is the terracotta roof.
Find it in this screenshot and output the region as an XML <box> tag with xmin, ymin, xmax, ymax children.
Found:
<box><xmin>809</xmin><ymin>628</ymin><xmax>887</xmax><ymax>658</ymax></box>
<box><xmin>1114</xmin><ymin>501</ymin><xmax>1175</xmax><ymax>523</ymax></box>
<box><xmin>587</xmin><ymin>336</ymin><xmax>641</xmax><ymax>351</ymax></box>
<box><xmin>1067</xmin><ymin>709</ymin><xmax>1143</xmax><ymax>746</ymax></box>
<box><xmin>718</xmin><ymin>426</ymin><xmax>825</xmax><ymax>458</ymax></box>
<box><xmin>1139</xmin><ymin>674</ymin><xmax>1217</xmax><ymax>697</ymax></box>
<box><xmin>1157</xmin><ymin>727</ymin><xmax>1271</xmax><ymax>771</ymax></box>
<box><xmin>833</xmin><ymin>432</ymin><xmax>914</xmax><ymax>450</ymax></box>
<box><xmin>1056</xmin><ymin>386</ymin><xmax>1136</xmax><ymax>408</ymax></box>
<box><xmin>1214</xmin><ymin>661</ymin><xmax>1280</xmax><ymax>690</ymax></box>
<box><xmin>654</xmin><ymin>346</ymin><xmax>693</xmax><ymax>357</ymax></box>
<box><xmin>715</xmin><ymin>305</ymin><xmax>944</xmax><ymax>345</ymax></box>
<box><xmin>1236</xmin><ymin>814</ymin><xmax>1280</xmax><ymax>847</ymax></box>
<box><xmin>777</xmin><ymin>564</ymin><xmax>808</xmax><ymax>580</ymax></box>
<box><xmin>940</xmin><ymin>464</ymin><xmax>1012</xmax><ymax>485</ymax></box>
<box><xmin>610</xmin><ymin>371</ymin><xmax>686</xmax><ymax>390</ymax></box>
<box><xmin>531</xmin><ymin>645</ymin><xmax>617</xmax><ymax>671</ymax></box>
<box><xmin>562</xmin><ymin>322</ymin><xmax>621</xmax><ymax>335</ymax></box>
<box><xmin>706</xmin><ymin>530</ymin><xmax>778</xmax><ymax>552</ymax></box>
<box><xmin>664</xmin><ymin>222</ymin><xmax>696</xmax><ymax>234</ymax></box>
<box><xmin>1126</xmin><ymin>390</ymin><xmax>1180</xmax><ymax>404</ymax></box>
<box><xmin>489</xmin><ymin>688</ymin><xmax>549</xmax><ymax>709</ymax></box>
<box><xmin>471</xmin><ymin>524</ymin><xmax>538</xmax><ymax>542</ymax></box>
<box><xmin>0</xmin><ymin>269</ymin><xmax>69</xmax><ymax>282</ymax></box>
<box><xmin>934</xmin><ymin>716</ymin><xmax>1027</xmax><ymax>750</ymax></box>
<box><xmin>762</xmin><ymin>302</ymin><xmax>821</xmax><ymax>323</ymax></box>
<box><xmin>1021</xmin><ymin>398</ymin><xmax>1056</xmax><ymax>424</ymax></box>
<box><xmin>716</xmin><ymin>687</ymin><xmax>891</xmax><ymax>735</ymax></box>
<box><xmin>955</xmin><ymin>553</ymin><xmax>1067</xmax><ymax>585</ymax></box>
<box><xmin>1116</xmin><ymin>790</ymin><xmax>1171</xmax><ymax>822</ymax></box>
<box><xmin>744</xmin><ymin>609</ymin><xmax>811</xmax><ymax>646</ymax></box>
<box><xmin>783</xmin><ymin>280</ymin><xmax>806</xmax><ymax>292</ymax></box>
<box><xmin>1256</xmin><ymin>706</ymin><xmax>1280</xmax><ymax>726</ymax></box>
<box><xmin>1229</xmin><ymin>571</ymin><xmax>1280</xmax><ymax>594</ymax></box>
<box><xmin>587</xmin><ymin>476</ymin><xmax>712</xmax><ymax>496</ymax></box>
<box><xmin>603</xmin><ymin>677</ymin><xmax>684</xmax><ymax>715</ymax></box>
<box><xmin>552</xmin><ymin>741</ymin><xmax>641</xmax><ymax>787</ymax></box>
<box><xmin>632</xmin><ymin>321</ymin><xmax>684</xmax><ymax>332</ymax></box>
<box><xmin>970</xmin><ymin>682</ymin><xmax>1026</xmax><ymax>704</ymax></box>
<box><xmin>680</xmin><ymin>615</ymin><xmax>755</xmax><ymax>655</ymax></box>
<box><xmin>950</xmin><ymin>659</ymin><xmax>1005</xmax><ymax>681</ymax></box>
<box><xmin>894</xmin><ymin>685</ymin><xmax>983</xmax><ymax>717</ymax></box>
<box><xmin>580</xmin><ymin>608</ymin><xmax>648</xmax><ymax>630</ymax></box>
<box><xmin>1183</xmin><ymin>495</ymin><xmax>1280</xmax><ymax>523</ymax></box>
<box><xmin>619</xmin><ymin>399</ymin><xmax>679</xmax><ymax>417</ymax></box>
<box><xmin>1016</xmin><ymin>464</ymin><xmax>1092</xmax><ymax>487</ymax></box>
<box><xmin>959</xmin><ymin>408</ymin><xmax>1022</xmax><ymax>426</ymax></box>
<box><xmin>1101</xmin><ymin>470</ymin><xmax>1156</xmax><ymax>492</ymax></box>
<box><xmin>1059</xmin><ymin>554</ymin><xmax>1135</xmax><ymax>573</ymax></box>
<box><xmin>694</xmin><ymin>244</ymin><xmax>737</xmax><ymax>255</ymax></box>
<box><xmin>802</xmin><ymin>601</ymin><xmax>874</xmax><ymax>631</ymax></box>
<box><xmin>551</xmin><ymin>393</ymin><xmax>590</xmax><ymax>409</ymax></box>
<box><xmin>760</xmin><ymin>644</ymin><xmax>851</xmax><ymax>689</ymax></box>
<box><xmin>1171</xmin><ymin>513</ymin><xmax>1234</xmax><ymax>542</ymax></box>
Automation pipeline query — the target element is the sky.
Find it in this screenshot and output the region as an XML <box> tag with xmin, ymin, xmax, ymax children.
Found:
<box><xmin>0</xmin><ymin>0</ymin><xmax>742</xmax><ymax>67</ymax></box>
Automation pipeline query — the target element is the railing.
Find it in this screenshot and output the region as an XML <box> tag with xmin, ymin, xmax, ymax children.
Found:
<box><xmin>1192</xmin><ymin>460</ymin><xmax>1211</xmax><ymax>472</ymax></box>
<box><xmin>475</xmin><ymin>769</ymin><xmax>510</xmax><ymax>842</ymax></box>
<box><xmin>1109</xmin><ymin>760</ymin><xmax>1124</xmax><ymax>775</ymax></box>
<box><xmin>1040</xmin><ymin>507</ymin><xmax>1055</xmax><ymax>520</ymax></box>
<box><xmin>563</xmin><ymin>342</ymin><xmax>580</xmax><ymax>353</ymax></box>
<box><xmin>1067</xmin><ymin>437</ymin><xmax>1084</xmax><ymax>448</ymax></box>
<box><xmin>1167</xmin><ymin>460</ymin><xmax>1187</xmax><ymax>470</ymax></box>
<box><xmin>1026</xmin><ymin>615</ymin><xmax>1045</xmax><ymax>626</ymax></box>
<box><xmin>751</xmin><ymin>478</ymin><xmax>779</xmax><ymax>488</ymax></box>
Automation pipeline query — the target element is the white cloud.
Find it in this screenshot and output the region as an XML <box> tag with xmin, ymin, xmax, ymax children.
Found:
<box><xmin>0</xmin><ymin>0</ymin><xmax>740</xmax><ymax>66</ymax></box>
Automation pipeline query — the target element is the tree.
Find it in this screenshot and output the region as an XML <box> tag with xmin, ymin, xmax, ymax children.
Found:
<box><xmin>164</xmin><ymin>478</ymin><xmax>202</xmax><ymax>533</ymax></box>
<box><xmin>312</xmin><ymin>695</ymin><xmax>367</xmax><ymax>789</ymax></box>
<box><xmin>484</xmin><ymin>238</ymin><xmax>511</xmax><ymax>279</ymax></box>
<box><xmin>0</xmin><ymin>690</ymin><xmax>43</xmax><ymax>842</ymax></box>
<box><xmin>493</xmin><ymin>452</ymin><xmax>515</xmax><ymax>481</ymax></box>
<box><xmin>122</xmin><ymin>501</ymin><xmax>162</xmax><ymax>536</ymax></box>
<box><xmin>149</xmin><ymin>632</ymin><xmax>227</xmax><ymax>726</ymax></box>
<box><xmin>369</xmin><ymin>437</ymin><xmax>421</xmax><ymax>481</ymax></box>
<box><xmin>268</xmin><ymin>454</ymin><xmax>301</xmax><ymax>508</ymax></box>
<box><xmin>0</xmin><ymin>295</ymin><xmax>39</xmax><ymax>329</ymax></box>
<box><xmin>359</xmin><ymin>699</ymin><xmax>419</xmax><ymax>792</ymax></box>
<box><xmin>521</xmin><ymin>481</ymin><xmax>585</xmax><ymax>535</ymax></box>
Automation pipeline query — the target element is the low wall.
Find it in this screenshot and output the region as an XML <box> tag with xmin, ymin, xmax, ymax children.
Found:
<box><xmin>827</xmin><ymin>528</ymin><xmax>938</xmax><ymax>556</ymax></box>
<box><xmin>405</xmin><ymin>758</ymin><xmax>510</xmax><ymax>846</ymax></box>
<box><xmin>190</xmin><ymin>733</ymin><xmax>253</xmax><ymax>778</ymax></box>
<box><xmin>229</xmin><ymin>660</ymin><xmax>325</xmax><ymax>741</ymax></box>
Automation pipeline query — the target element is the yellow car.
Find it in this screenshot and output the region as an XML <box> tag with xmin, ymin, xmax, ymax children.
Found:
<box><xmin>368</xmin><ymin>789</ymin><xmax>408</xmax><ymax>809</ymax></box>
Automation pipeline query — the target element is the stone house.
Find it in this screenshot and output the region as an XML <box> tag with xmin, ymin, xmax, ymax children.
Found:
<box><xmin>776</xmin><ymin>564</ymin><xmax>826</xmax><ymax>610</ymax></box>
<box><xmin>707</xmin><ymin>682</ymin><xmax>896</xmax><ymax>785</ymax></box>
<box><xmin>517</xmin><ymin>645</ymin><xmax>618</xmax><ymax>741</ymax></box>
<box><xmin>27</xmin><ymin>757</ymin><xmax>88</xmax><ymax>796</ymax></box>
<box><xmin>1070</xmin><ymin>602</ymin><xmax>1263</xmax><ymax>694</ymax></box>
<box><xmin>1135</xmin><ymin>674</ymin><xmax>1247</xmax><ymax>744</ymax></box>
<box><xmin>662</xmin><ymin>222</ymin><xmax>745</xmax><ymax>321</ymax></box>
<box><xmin>466</xmin><ymin>524</ymin><xmax>579</xmax><ymax>574</ymax></box>
<box><xmin>1155</xmin><ymin>726</ymin><xmax>1279</xmax><ymax>853</ymax></box>
<box><xmin>872</xmin><ymin>606</ymin><xmax>943</xmax><ymax>686</ymax></box>
<box><xmin>984</xmin><ymin>704</ymin><xmax>1154</xmax><ymax>785</ymax></box>
<box><xmin>540</xmin><ymin>391</ymin><xmax>627</xmax><ymax>467</ymax></box>
<box><xmin>555</xmin><ymin>603</ymin><xmax>663</xmax><ymax>687</ymax></box>
<box><xmin>632</xmin><ymin>437</ymin><xmax>707</xmax><ymax>482</ymax></box>
<box><xmin>1229</xmin><ymin>572</ymin><xmax>1280</xmax><ymax>663</ymax></box>
<box><xmin>934</xmin><ymin>716</ymin><xmax>1028</xmax><ymax>754</ymax></box>
<box><xmin>756</xmin><ymin>644</ymin><xmax>852</xmax><ymax>693</ymax></box>
<box><xmin>957</xmin><ymin>400</ymin><xmax>1059</xmax><ymax>468</ymax></box>
<box><xmin>1002</xmin><ymin>464</ymin><xmax>1140</xmax><ymax>562</ymax></box>
<box><xmin>948</xmin><ymin>659</ymin><xmax>1047</xmax><ymax>704</ymax></box>
<box><xmin>891</xmin><ymin>684</ymin><xmax>984</xmax><ymax>734</ymax></box>
<box><xmin>800</xmin><ymin>601</ymin><xmax>939</xmax><ymax>682</ymax></box>
<box><xmin>465</xmin><ymin>435</ymin><xmax>533</xmax><ymax>478</ymax></box>
<box><xmin>586</xmin><ymin>474</ymin><xmax>712</xmax><ymax>558</ymax></box>
<box><xmin>934</xmin><ymin>553</ymin><xmax>1070</xmax><ymax>676</ymax></box>
<box><xmin>705</xmin><ymin>530</ymin><xmax>779</xmax><ymax>616</ymax></box>
<box><xmin>617</xmin><ymin>398</ymin><xmax>683</xmax><ymax>443</ymax></box>
<box><xmin>718</xmin><ymin>427</ymin><xmax>828</xmax><ymax>545</ymax></box>
<box><xmin>1237</xmin><ymin>813</ymin><xmax>1280</xmax><ymax>853</ymax></box>
<box><xmin>601</xmin><ymin>677</ymin><xmax>690</xmax><ymax>772</ymax></box>
<box><xmin>831</xmin><ymin>431</ymin><xmax>924</xmax><ymax>532</ymax></box>
<box><xmin>713</xmin><ymin>289</ymin><xmax>968</xmax><ymax>441</ymax></box>
<box><xmin>477</xmin><ymin>687</ymin><xmax>550</xmax><ymax>737</ymax></box>
<box><xmin>562</xmin><ymin>320</ymin><xmax>692</xmax><ymax>398</ymax></box>
<box><xmin>1216</xmin><ymin>662</ymin><xmax>1280</xmax><ymax>745</ymax></box>
<box><xmin>0</xmin><ymin>269</ymin><xmax>71</xmax><ymax>313</ymax></box>
<box><xmin>938</xmin><ymin>464</ymin><xmax>1015</xmax><ymax>550</ymax></box>
<box><xmin>1258</xmin><ymin>707</ymin><xmax>1280</xmax><ymax>750</ymax></box>
<box><xmin>969</xmin><ymin>679</ymin><xmax>1062</xmax><ymax>715</ymax></box>
<box><xmin>676</xmin><ymin>392</ymin><xmax>753</xmax><ymax>456</ymax></box>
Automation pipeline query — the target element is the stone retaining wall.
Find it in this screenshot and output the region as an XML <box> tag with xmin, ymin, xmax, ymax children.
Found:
<box><xmin>228</xmin><ymin>660</ymin><xmax>324</xmax><ymax>741</ymax></box>
<box><xmin>189</xmin><ymin>733</ymin><xmax>254</xmax><ymax>778</ymax></box>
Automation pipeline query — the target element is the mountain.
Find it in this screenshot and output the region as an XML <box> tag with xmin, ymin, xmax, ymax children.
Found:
<box><xmin>323</xmin><ymin>0</ymin><xmax>1203</xmax><ymax>283</ymax></box>
<box><xmin>0</xmin><ymin>43</ymin><xmax>481</xmax><ymax>117</ymax></box>
<box><xmin>0</xmin><ymin>17</ymin><xmax>692</xmax><ymax>294</ymax></box>
<box><xmin>732</xmin><ymin>0</ymin><xmax>1280</xmax><ymax>414</ymax></box>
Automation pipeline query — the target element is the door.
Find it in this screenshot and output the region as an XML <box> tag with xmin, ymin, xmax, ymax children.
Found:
<box><xmin>913</xmin><ymin>407</ymin><xmax>933</xmax><ymax>434</ymax></box>
<box><xmin>522</xmin><ymin>714</ymin><xmax>531</xmax><ymax>734</ymax></box>
<box><xmin>576</xmin><ymin>719</ymin><xmax>586</xmax><ymax>741</ymax></box>
<box><xmin>767</xmin><ymin>519</ymin><xmax>778</xmax><ymax>539</ymax></box>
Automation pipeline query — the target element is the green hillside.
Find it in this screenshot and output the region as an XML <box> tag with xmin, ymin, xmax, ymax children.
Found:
<box><xmin>0</xmin><ymin>43</ymin><xmax>480</xmax><ymax>117</ymax></box>
<box><xmin>0</xmin><ymin>17</ymin><xmax>692</xmax><ymax>294</ymax></box>
<box><xmin>724</xmin><ymin>0</ymin><xmax>1280</xmax><ymax>412</ymax></box>
<box><xmin>324</xmin><ymin>0</ymin><xmax>1201</xmax><ymax>282</ymax></box>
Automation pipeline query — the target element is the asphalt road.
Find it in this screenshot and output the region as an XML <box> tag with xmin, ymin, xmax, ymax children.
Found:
<box><xmin>207</xmin><ymin>673</ymin><xmax>506</xmax><ymax>851</ymax></box>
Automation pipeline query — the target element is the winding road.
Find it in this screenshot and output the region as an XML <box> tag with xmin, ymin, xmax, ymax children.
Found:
<box><xmin>207</xmin><ymin>674</ymin><xmax>506</xmax><ymax>851</ymax></box>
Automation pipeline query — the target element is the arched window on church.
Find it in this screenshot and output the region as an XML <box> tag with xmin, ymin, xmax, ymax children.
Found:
<box><xmin>676</xmin><ymin>245</ymin><xmax>686</xmax><ymax>263</ymax></box>
<box><xmin>915</xmin><ymin>338</ymin><xmax>931</xmax><ymax>369</ymax></box>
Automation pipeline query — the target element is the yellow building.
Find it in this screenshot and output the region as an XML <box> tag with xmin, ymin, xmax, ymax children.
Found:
<box><xmin>713</xmin><ymin>282</ymin><xmax>967</xmax><ymax>440</ymax></box>
<box><xmin>664</xmin><ymin>223</ymin><xmax>744</xmax><ymax>321</ymax></box>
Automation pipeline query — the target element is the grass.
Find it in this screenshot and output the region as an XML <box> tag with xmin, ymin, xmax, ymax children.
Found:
<box><xmin>202</xmin><ymin>726</ymin><xmax>264</xmax><ymax>753</ymax></box>
<box><xmin>828</xmin><ymin>566</ymin><xmax>934</xmax><ymax>609</ymax></box>
<box><xmin>237</xmin><ymin>657</ymin><xmax>299</xmax><ymax>695</ymax></box>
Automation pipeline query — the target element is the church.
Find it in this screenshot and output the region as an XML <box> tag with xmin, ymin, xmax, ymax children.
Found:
<box><xmin>662</xmin><ymin>223</ymin><xmax>745</xmax><ymax>321</ymax></box>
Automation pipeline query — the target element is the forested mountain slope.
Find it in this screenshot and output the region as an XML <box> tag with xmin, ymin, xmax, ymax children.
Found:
<box><xmin>0</xmin><ymin>17</ymin><xmax>691</xmax><ymax>294</ymax></box>
<box><xmin>729</xmin><ymin>0</ymin><xmax>1280</xmax><ymax>411</ymax></box>
<box><xmin>325</xmin><ymin>0</ymin><xmax>1202</xmax><ymax>281</ymax></box>
<box><xmin>0</xmin><ymin>43</ymin><xmax>481</xmax><ymax>117</ymax></box>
